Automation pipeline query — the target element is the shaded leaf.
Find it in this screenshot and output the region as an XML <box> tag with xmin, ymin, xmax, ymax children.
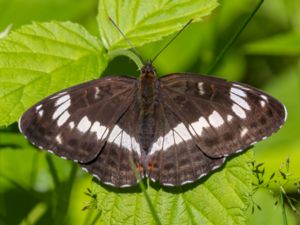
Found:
<box><xmin>0</xmin><ymin>0</ymin><xmax>98</xmax><ymax>30</ymax></box>
<box><xmin>244</xmin><ymin>32</ymin><xmax>300</xmax><ymax>55</ymax></box>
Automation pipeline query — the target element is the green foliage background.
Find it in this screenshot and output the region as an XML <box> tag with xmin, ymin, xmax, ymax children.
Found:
<box><xmin>0</xmin><ymin>0</ymin><xmax>299</xmax><ymax>224</ymax></box>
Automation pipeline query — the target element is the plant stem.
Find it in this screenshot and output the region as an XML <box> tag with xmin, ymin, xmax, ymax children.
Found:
<box><xmin>129</xmin><ymin>158</ymin><xmax>162</xmax><ymax>225</ymax></box>
<box><xmin>108</xmin><ymin>49</ymin><xmax>144</xmax><ymax>69</ymax></box>
<box><xmin>207</xmin><ymin>0</ymin><xmax>264</xmax><ymax>74</ymax></box>
<box><xmin>280</xmin><ymin>186</ymin><xmax>288</xmax><ymax>225</ymax></box>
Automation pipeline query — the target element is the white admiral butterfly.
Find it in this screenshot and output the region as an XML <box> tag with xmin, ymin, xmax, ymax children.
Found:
<box><xmin>19</xmin><ymin>61</ymin><xmax>287</xmax><ymax>187</ymax></box>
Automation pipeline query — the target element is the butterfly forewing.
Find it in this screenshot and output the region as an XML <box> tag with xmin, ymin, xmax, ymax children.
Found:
<box><xmin>19</xmin><ymin>76</ymin><xmax>138</xmax><ymax>163</ymax></box>
<box><xmin>159</xmin><ymin>73</ymin><xmax>286</xmax><ymax>158</ymax></box>
<box><xmin>19</xmin><ymin>63</ymin><xmax>287</xmax><ymax>188</ymax></box>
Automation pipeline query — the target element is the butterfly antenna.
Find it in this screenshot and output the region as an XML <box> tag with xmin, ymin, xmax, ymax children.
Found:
<box><xmin>151</xmin><ymin>19</ymin><xmax>193</xmax><ymax>64</ymax></box>
<box><xmin>109</xmin><ymin>17</ymin><xmax>145</xmax><ymax>64</ymax></box>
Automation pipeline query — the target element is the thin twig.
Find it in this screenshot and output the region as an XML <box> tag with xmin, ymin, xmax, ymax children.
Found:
<box><xmin>207</xmin><ymin>0</ymin><xmax>264</xmax><ymax>74</ymax></box>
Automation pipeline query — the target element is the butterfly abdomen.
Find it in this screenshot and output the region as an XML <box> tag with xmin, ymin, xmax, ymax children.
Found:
<box><xmin>138</xmin><ymin>65</ymin><xmax>159</xmax><ymax>153</ymax></box>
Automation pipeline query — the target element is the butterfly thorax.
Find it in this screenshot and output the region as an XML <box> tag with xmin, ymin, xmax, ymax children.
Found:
<box><xmin>138</xmin><ymin>63</ymin><xmax>158</xmax><ymax>154</ymax></box>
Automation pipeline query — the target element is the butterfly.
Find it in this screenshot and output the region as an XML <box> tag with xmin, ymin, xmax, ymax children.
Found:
<box><xmin>19</xmin><ymin>62</ymin><xmax>287</xmax><ymax>187</ymax></box>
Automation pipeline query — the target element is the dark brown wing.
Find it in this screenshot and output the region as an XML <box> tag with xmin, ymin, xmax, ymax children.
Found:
<box><xmin>146</xmin><ymin>98</ymin><xmax>224</xmax><ymax>186</ymax></box>
<box><xmin>81</xmin><ymin>98</ymin><xmax>144</xmax><ymax>187</ymax></box>
<box><xmin>19</xmin><ymin>76</ymin><xmax>138</xmax><ymax>163</ymax></box>
<box><xmin>159</xmin><ymin>73</ymin><xmax>286</xmax><ymax>158</ymax></box>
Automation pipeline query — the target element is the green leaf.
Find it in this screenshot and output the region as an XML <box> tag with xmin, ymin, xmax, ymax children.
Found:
<box><xmin>0</xmin><ymin>0</ymin><xmax>97</xmax><ymax>30</ymax></box>
<box><xmin>0</xmin><ymin>21</ymin><xmax>108</xmax><ymax>126</ymax></box>
<box><xmin>244</xmin><ymin>32</ymin><xmax>300</xmax><ymax>55</ymax></box>
<box><xmin>97</xmin><ymin>0</ymin><xmax>219</xmax><ymax>51</ymax></box>
<box><xmin>92</xmin><ymin>151</ymin><xmax>253</xmax><ymax>225</ymax></box>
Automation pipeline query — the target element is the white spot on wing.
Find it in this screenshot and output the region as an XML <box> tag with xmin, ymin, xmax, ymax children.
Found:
<box><xmin>232</xmin><ymin>104</ymin><xmax>246</xmax><ymax>119</ymax></box>
<box><xmin>164</xmin><ymin>183</ymin><xmax>175</xmax><ymax>187</ymax></box>
<box><xmin>260</xmin><ymin>100</ymin><xmax>266</xmax><ymax>107</ymax></box>
<box><xmin>198</xmin><ymin>173</ymin><xmax>207</xmax><ymax>180</ymax></box>
<box><xmin>230</xmin><ymin>87</ymin><xmax>246</xmax><ymax>97</ymax></box>
<box><xmin>77</xmin><ymin>116</ymin><xmax>91</xmax><ymax>133</ymax></box>
<box><xmin>121</xmin><ymin>131</ymin><xmax>132</xmax><ymax>151</ymax></box>
<box><xmin>120</xmin><ymin>184</ymin><xmax>131</xmax><ymax>188</ymax></box>
<box><xmin>131</xmin><ymin>137</ymin><xmax>141</xmax><ymax>156</ymax></box>
<box><xmin>227</xmin><ymin>115</ymin><xmax>233</xmax><ymax>122</ymax></box>
<box><xmin>212</xmin><ymin>164</ymin><xmax>221</xmax><ymax>171</ymax></box>
<box><xmin>69</xmin><ymin>121</ymin><xmax>75</xmax><ymax>129</ymax></box>
<box><xmin>173</xmin><ymin>123</ymin><xmax>192</xmax><ymax>141</ymax></box>
<box><xmin>198</xmin><ymin>82</ymin><xmax>205</xmax><ymax>95</ymax></box>
<box><xmin>150</xmin><ymin>136</ymin><xmax>163</xmax><ymax>154</ymax></box>
<box><xmin>38</xmin><ymin>110</ymin><xmax>44</xmax><ymax>117</ymax></box>
<box><xmin>90</xmin><ymin>121</ymin><xmax>107</xmax><ymax>140</ymax></box>
<box><xmin>107</xmin><ymin>125</ymin><xmax>122</xmax><ymax>143</ymax></box>
<box><xmin>92</xmin><ymin>174</ymin><xmax>100</xmax><ymax>180</ymax></box>
<box><xmin>260</xmin><ymin>94</ymin><xmax>268</xmax><ymax>101</ymax></box>
<box><xmin>103</xmin><ymin>181</ymin><xmax>114</xmax><ymax>186</ymax></box>
<box><xmin>181</xmin><ymin>180</ymin><xmax>194</xmax><ymax>185</ymax></box>
<box><xmin>18</xmin><ymin>117</ymin><xmax>23</xmax><ymax>133</ymax></box>
<box><xmin>163</xmin><ymin>130</ymin><xmax>174</xmax><ymax>150</ymax></box>
<box><xmin>36</xmin><ymin>105</ymin><xmax>42</xmax><ymax>111</ymax></box>
<box><xmin>106</xmin><ymin>125</ymin><xmax>141</xmax><ymax>155</ymax></box>
<box><xmin>103</xmin><ymin>129</ymin><xmax>109</xmax><ymax>140</ymax></box>
<box><xmin>208</xmin><ymin>111</ymin><xmax>224</xmax><ymax>128</ymax></box>
<box><xmin>240</xmin><ymin>127</ymin><xmax>248</xmax><ymax>137</ymax></box>
<box><xmin>151</xmin><ymin>123</ymin><xmax>192</xmax><ymax>154</ymax></box>
<box><xmin>57</xmin><ymin>111</ymin><xmax>70</xmax><ymax>126</ymax></box>
<box><xmin>94</xmin><ymin>87</ymin><xmax>101</xmax><ymax>99</ymax></box>
<box><xmin>55</xmin><ymin>94</ymin><xmax>70</xmax><ymax>106</ymax></box>
<box><xmin>283</xmin><ymin>104</ymin><xmax>288</xmax><ymax>122</ymax></box>
<box><xmin>174</xmin><ymin>132</ymin><xmax>182</xmax><ymax>145</ymax></box>
<box><xmin>232</xmin><ymin>83</ymin><xmax>251</xmax><ymax>91</ymax></box>
<box><xmin>82</xmin><ymin>167</ymin><xmax>88</xmax><ymax>172</ymax></box>
<box><xmin>56</xmin><ymin>134</ymin><xmax>62</xmax><ymax>144</ymax></box>
<box><xmin>230</xmin><ymin>91</ymin><xmax>250</xmax><ymax>110</ymax></box>
<box><xmin>52</xmin><ymin>99</ymin><xmax>71</xmax><ymax>120</ymax></box>
<box><xmin>190</xmin><ymin>117</ymin><xmax>210</xmax><ymax>136</ymax></box>
<box><xmin>114</xmin><ymin>133</ymin><xmax>122</xmax><ymax>147</ymax></box>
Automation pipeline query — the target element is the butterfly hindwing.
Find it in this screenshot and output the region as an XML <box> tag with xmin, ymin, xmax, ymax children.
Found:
<box><xmin>146</xmin><ymin>101</ymin><xmax>225</xmax><ymax>186</ymax></box>
<box><xmin>81</xmin><ymin>98</ymin><xmax>144</xmax><ymax>187</ymax></box>
<box><xmin>159</xmin><ymin>73</ymin><xmax>286</xmax><ymax>158</ymax></box>
<box><xmin>19</xmin><ymin>76</ymin><xmax>138</xmax><ymax>163</ymax></box>
<box><xmin>19</xmin><ymin>63</ymin><xmax>287</xmax><ymax>188</ymax></box>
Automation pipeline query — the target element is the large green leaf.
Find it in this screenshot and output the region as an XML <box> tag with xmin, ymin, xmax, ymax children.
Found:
<box><xmin>92</xmin><ymin>151</ymin><xmax>253</xmax><ymax>225</ymax></box>
<box><xmin>0</xmin><ymin>21</ymin><xmax>108</xmax><ymax>126</ymax></box>
<box><xmin>97</xmin><ymin>0</ymin><xmax>219</xmax><ymax>51</ymax></box>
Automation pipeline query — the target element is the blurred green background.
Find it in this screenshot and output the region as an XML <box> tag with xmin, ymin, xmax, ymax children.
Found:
<box><xmin>0</xmin><ymin>0</ymin><xmax>299</xmax><ymax>224</ymax></box>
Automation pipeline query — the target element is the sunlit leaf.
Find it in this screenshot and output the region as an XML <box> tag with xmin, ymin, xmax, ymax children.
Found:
<box><xmin>97</xmin><ymin>0</ymin><xmax>219</xmax><ymax>51</ymax></box>
<box><xmin>92</xmin><ymin>151</ymin><xmax>253</xmax><ymax>225</ymax></box>
<box><xmin>0</xmin><ymin>21</ymin><xmax>108</xmax><ymax>126</ymax></box>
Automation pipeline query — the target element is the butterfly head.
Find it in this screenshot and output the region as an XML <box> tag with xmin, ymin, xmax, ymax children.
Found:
<box><xmin>141</xmin><ymin>62</ymin><xmax>156</xmax><ymax>78</ymax></box>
